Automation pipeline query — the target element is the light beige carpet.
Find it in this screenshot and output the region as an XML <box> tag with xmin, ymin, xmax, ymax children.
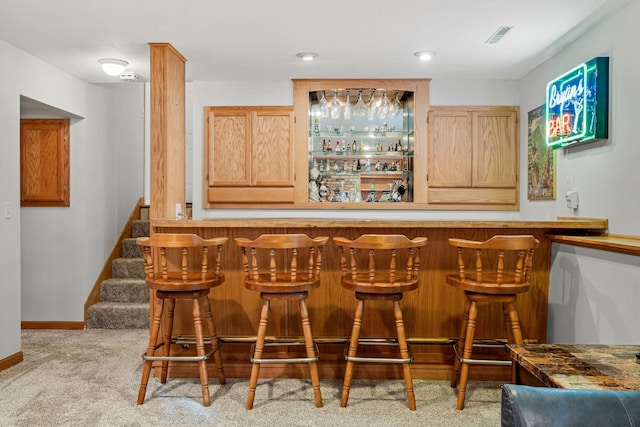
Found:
<box><xmin>0</xmin><ymin>329</ymin><xmax>502</xmax><ymax>426</ymax></box>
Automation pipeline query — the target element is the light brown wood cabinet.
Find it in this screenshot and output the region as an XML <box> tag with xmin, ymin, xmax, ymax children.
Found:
<box><xmin>203</xmin><ymin>106</ymin><xmax>295</xmax><ymax>207</ymax></box>
<box><xmin>427</xmin><ymin>106</ymin><xmax>519</xmax><ymax>209</ymax></box>
<box><xmin>20</xmin><ymin>119</ymin><xmax>70</xmax><ymax>207</ymax></box>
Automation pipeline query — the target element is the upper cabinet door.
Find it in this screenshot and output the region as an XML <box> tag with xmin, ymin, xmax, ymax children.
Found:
<box><xmin>252</xmin><ymin>108</ymin><xmax>294</xmax><ymax>187</ymax></box>
<box><xmin>20</xmin><ymin>119</ymin><xmax>70</xmax><ymax>207</ymax></box>
<box><xmin>473</xmin><ymin>109</ymin><xmax>518</xmax><ymax>188</ymax></box>
<box><xmin>207</xmin><ymin>108</ymin><xmax>251</xmax><ymax>186</ymax></box>
<box><xmin>427</xmin><ymin>109</ymin><xmax>472</xmax><ymax>187</ymax></box>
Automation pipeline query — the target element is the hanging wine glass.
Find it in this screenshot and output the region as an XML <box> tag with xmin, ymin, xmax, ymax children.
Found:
<box><xmin>330</xmin><ymin>89</ymin><xmax>341</xmax><ymax>119</ymax></box>
<box><xmin>367</xmin><ymin>88</ymin><xmax>377</xmax><ymax>120</ymax></box>
<box><xmin>353</xmin><ymin>89</ymin><xmax>367</xmax><ymax>117</ymax></box>
<box><xmin>378</xmin><ymin>89</ymin><xmax>390</xmax><ymax>119</ymax></box>
<box><xmin>389</xmin><ymin>90</ymin><xmax>402</xmax><ymax>117</ymax></box>
<box><xmin>343</xmin><ymin>89</ymin><xmax>352</xmax><ymax>120</ymax></box>
<box><xmin>319</xmin><ymin>90</ymin><xmax>329</xmax><ymax>118</ymax></box>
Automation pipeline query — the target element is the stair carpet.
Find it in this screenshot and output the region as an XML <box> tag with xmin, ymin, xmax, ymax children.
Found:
<box><xmin>86</xmin><ymin>220</ymin><xmax>150</xmax><ymax>329</ymax></box>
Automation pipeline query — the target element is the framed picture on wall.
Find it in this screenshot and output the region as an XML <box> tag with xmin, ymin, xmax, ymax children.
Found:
<box><xmin>528</xmin><ymin>104</ymin><xmax>556</xmax><ymax>200</ymax></box>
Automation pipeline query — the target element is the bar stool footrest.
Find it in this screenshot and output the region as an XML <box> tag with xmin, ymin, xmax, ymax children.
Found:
<box><xmin>141</xmin><ymin>337</ymin><xmax>223</xmax><ymax>362</ymax></box>
<box><xmin>345</xmin><ymin>338</ymin><xmax>413</xmax><ymax>364</ymax></box>
<box><xmin>250</xmin><ymin>341</ymin><xmax>320</xmax><ymax>364</ymax></box>
<box><xmin>452</xmin><ymin>342</ymin><xmax>512</xmax><ymax>366</ymax></box>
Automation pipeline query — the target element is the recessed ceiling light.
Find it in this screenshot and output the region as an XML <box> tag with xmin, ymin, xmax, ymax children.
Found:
<box><xmin>414</xmin><ymin>51</ymin><xmax>436</xmax><ymax>61</ymax></box>
<box><xmin>296</xmin><ymin>52</ymin><xmax>319</xmax><ymax>61</ymax></box>
<box><xmin>98</xmin><ymin>58</ymin><xmax>128</xmax><ymax>76</ymax></box>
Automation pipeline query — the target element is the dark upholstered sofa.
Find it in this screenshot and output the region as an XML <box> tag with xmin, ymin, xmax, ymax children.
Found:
<box><xmin>501</xmin><ymin>384</ymin><xmax>640</xmax><ymax>427</ymax></box>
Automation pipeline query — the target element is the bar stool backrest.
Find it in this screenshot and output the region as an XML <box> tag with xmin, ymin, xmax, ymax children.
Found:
<box><xmin>333</xmin><ymin>234</ymin><xmax>428</xmax><ymax>288</ymax></box>
<box><xmin>449</xmin><ymin>235</ymin><xmax>539</xmax><ymax>286</ymax></box>
<box><xmin>234</xmin><ymin>234</ymin><xmax>329</xmax><ymax>291</ymax></box>
<box><xmin>137</xmin><ymin>233</ymin><xmax>227</xmax><ymax>284</ymax></box>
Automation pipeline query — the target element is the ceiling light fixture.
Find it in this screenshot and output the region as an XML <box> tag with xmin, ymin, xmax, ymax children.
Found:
<box><xmin>486</xmin><ymin>26</ymin><xmax>514</xmax><ymax>44</ymax></box>
<box><xmin>414</xmin><ymin>51</ymin><xmax>436</xmax><ymax>61</ymax></box>
<box><xmin>296</xmin><ymin>52</ymin><xmax>319</xmax><ymax>61</ymax></box>
<box><xmin>98</xmin><ymin>58</ymin><xmax>128</xmax><ymax>76</ymax></box>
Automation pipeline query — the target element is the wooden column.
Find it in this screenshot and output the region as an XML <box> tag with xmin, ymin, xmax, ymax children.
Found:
<box><xmin>149</xmin><ymin>42</ymin><xmax>186</xmax><ymax>219</ymax></box>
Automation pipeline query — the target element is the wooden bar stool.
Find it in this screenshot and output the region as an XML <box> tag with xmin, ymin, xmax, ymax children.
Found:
<box><xmin>136</xmin><ymin>233</ymin><xmax>227</xmax><ymax>407</ymax></box>
<box><xmin>447</xmin><ymin>235</ymin><xmax>538</xmax><ymax>410</ymax></box>
<box><xmin>234</xmin><ymin>234</ymin><xmax>329</xmax><ymax>410</ymax></box>
<box><xmin>332</xmin><ymin>234</ymin><xmax>428</xmax><ymax>411</ymax></box>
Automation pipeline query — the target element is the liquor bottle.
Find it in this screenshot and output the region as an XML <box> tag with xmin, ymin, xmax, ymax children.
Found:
<box><xmin>356</xmin><ymin>159</ymin><xmax>362</xmax><ymax>170</ymax></box>
<box><xmin>335</xmin><ymin>140</ymin><xmax>340</xmax><ymax>152</ymax></box>
<box><xmin>352</xmin><ymin>182</ymin><xmax>363</xmax><ymax>202</ymax></box>
<box><xmin>365</xmin><ymin>158</ymin><xmax>371</xmax><ymax>171</ymax></box>
<box><xmin>352</xmin><ymin>140</ymin><xmax>357</xmax><ymax>151</ymax></box>
<box><xmin>359</xmin><ymin>140</ymin><xmax>364</xmax><ymax>152</ymax></box>
<box><xmin>322</xmin><ymin>139</ymin><xmax>327</xmax><ymax>151</ymax></box>
<box><xmin>326</xmin><ymin>140</ymin><xmax>332</xmax><ymax>151</ymax></box>
<box><xmin>313</xmin><ymin>117</ymin><xmax>320</xmax><ymax>135</ymax></box>
<box><xmin>341</xmin><ymin>140</ymin><xmax>346</xmax><ymax>151</ymax></box>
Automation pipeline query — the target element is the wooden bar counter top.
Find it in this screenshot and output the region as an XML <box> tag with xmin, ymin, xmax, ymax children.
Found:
<box><xmin>149</xmin><ymin>217</ymin><xmax>607</xmax><ymax>381</ymax></box>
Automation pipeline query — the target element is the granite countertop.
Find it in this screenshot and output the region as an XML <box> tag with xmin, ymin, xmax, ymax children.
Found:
<box><xmin>508</xmin><ymin>344</ymin><xmax>640</xmax><ymax>390</ymax></box>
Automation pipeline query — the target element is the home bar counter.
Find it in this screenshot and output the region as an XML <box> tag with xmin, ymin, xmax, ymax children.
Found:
<box><xmin>149</xmin><ymin>217</ymin><xmax>608</xmax><ymax>381</ymax></box>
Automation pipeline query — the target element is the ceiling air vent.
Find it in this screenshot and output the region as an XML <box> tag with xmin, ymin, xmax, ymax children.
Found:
<box><xmin>486</xmin><ymin>26</ymin><xmax>513</xmax><ymax>44</ymax></box>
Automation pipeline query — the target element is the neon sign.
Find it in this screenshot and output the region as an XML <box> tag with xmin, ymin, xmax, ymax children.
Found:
<box><xmin>545</xmin><ymin>57</ymin><xmax>609</xmax><ymax>148</ymax></box>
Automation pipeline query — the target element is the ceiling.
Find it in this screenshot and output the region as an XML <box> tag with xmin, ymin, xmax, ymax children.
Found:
<box><xmin>0</xmin><ymin>0</ymin><xmax>632</xmax><ymax>84</ymax></box>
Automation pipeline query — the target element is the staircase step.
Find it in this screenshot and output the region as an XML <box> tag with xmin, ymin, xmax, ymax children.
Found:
<box><xmin>112</xmin><ymin>258</ymin><xmax>145</xmax><ymax>279</ymax></box>
<box><xmin>100</xmin><ymin>278</ymin><xmax>148</xmax><ymax>303</ymax></box>
<box><xmin>86</xmin><ymin>302</ymin><xmax>149</xmax><ymax>329</ymax></box>
<box><xmin>132</xmin><ymin>220</ymin><xmax>150</xmax><ymax>238</ymax></box>
<box><xmin>122</xmin><ymin>237</ymin><xmax>143</xmax><ymax>258</ymax></box>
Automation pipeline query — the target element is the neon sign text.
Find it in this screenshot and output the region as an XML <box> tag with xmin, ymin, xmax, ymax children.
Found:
<box><xmin>545</xmin><ymin>57</ymin><xmax>609</xmax><ymax>148</ymax></box>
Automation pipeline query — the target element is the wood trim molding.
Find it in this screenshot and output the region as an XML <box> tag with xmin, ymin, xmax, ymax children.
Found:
<box><xmin>21</xmin><ymin>321</ymin><xmax>85</xmax><ymax>330</ymax></box>
<box><xmin>0</xmin><ymin>351</ymin><xmax>23</xmax><ymax>372</ymax></box>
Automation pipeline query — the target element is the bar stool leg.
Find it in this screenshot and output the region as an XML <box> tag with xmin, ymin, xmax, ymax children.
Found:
<box><xmin>456</xmin><ymin>299</ymin><xmax>478</xmax><ymax>410</ymax></box>
<box><xmin>341</xmin><ymin>298</ymin><xmax>364</xmax><ymax>408</ymax></box>
<box><xmin>193</xmin><ymin>296</ymin><xmax>211</xmax><ymax>407</ymax></box>
<box><xmin>161</xmin><ymin>297</ymin><xmax>175</xmax><ymax>384</ymax></box>
<box><xmin>137</xmin><ymin>292</ymin><xmax>164</xmax><ymax>405</ymax></box>
<box><xmin>506</xmin><ymin>302</ymin><xmax>523</xmax><ymax>344</ymax></box>
<box><xmin>247</xmin><ymin>299</ymin><xmax>270</xmax><ymax>410</ymax></box>
<box><xmin>506</xmin><ymin>301</ymin><xmax>523</xmax><ymax>385</ymax></box>
<box><xmin>202</xmin><ymin>295</ymin><xmax>226</xmax><ymax>385</ymax></box>
<box><xmin>393</xmin><ymin>300</ymin><xmax>416</xmax><ymax>410</ymax></box>
<box><xmin>299</xmin><ymin>299</ymin><xmax>323</xmax><ymax>408</ymax></box>
<box><xmin>451</xmin><ymin>298</ymin><xmax>471</xmax><ymax>388</ymax></box>
<box><xmin>503</xmin><ymin>303</ymin><xmax>515</xmax><ymax>344</ymax></box>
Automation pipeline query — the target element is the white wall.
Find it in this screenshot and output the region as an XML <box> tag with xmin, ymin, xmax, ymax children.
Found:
<box><xmin>0</xmin><ymin>40</ymin><xmax>23</xmax><ymax>359</ymax></box>
<box><xmin>0</xmin><ymin>39</ymin><xmax>144</xmax><ymax>359</ymax></box>
<box><xmin>20</xmin><ymin>82</ymin><xmax>144</xmax><ymax>322</ymax></box>
<box><xmin>519</xmin><ymin>1</ymin><xmax>640</xmax><ymax>344</ymax></box>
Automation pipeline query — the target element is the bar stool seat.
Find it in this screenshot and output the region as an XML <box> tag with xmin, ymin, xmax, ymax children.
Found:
<box><xmin>136</xmin><ymin>233</ymin><xmax>227</xmax><ymax>407</ymax></box>
<box><xmin>234</xmin><ymin>233</ymin><xmax>329</xmax><ymax>410</ymax></box>
<box><xmin>333</xmin><ymin>234</ymin><xmax>428</xmax><ymax>411</ymax></box>
<box><xmin>447</xmin><ymin>234</ymin><xmax>538</xmax><ymax>410</ymax></box>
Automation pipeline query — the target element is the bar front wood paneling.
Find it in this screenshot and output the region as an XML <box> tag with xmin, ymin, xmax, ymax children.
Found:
<box><xmin>150</xmin><ymin>217</ymin><xmax>607</xmax><ymax>381</ymax></box>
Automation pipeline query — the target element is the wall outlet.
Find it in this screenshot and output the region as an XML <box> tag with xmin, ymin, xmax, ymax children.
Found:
<box><xmin>565</xmin><ymin>190</ymin><xmax>579</xmax><ymax>209</ymax></box>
